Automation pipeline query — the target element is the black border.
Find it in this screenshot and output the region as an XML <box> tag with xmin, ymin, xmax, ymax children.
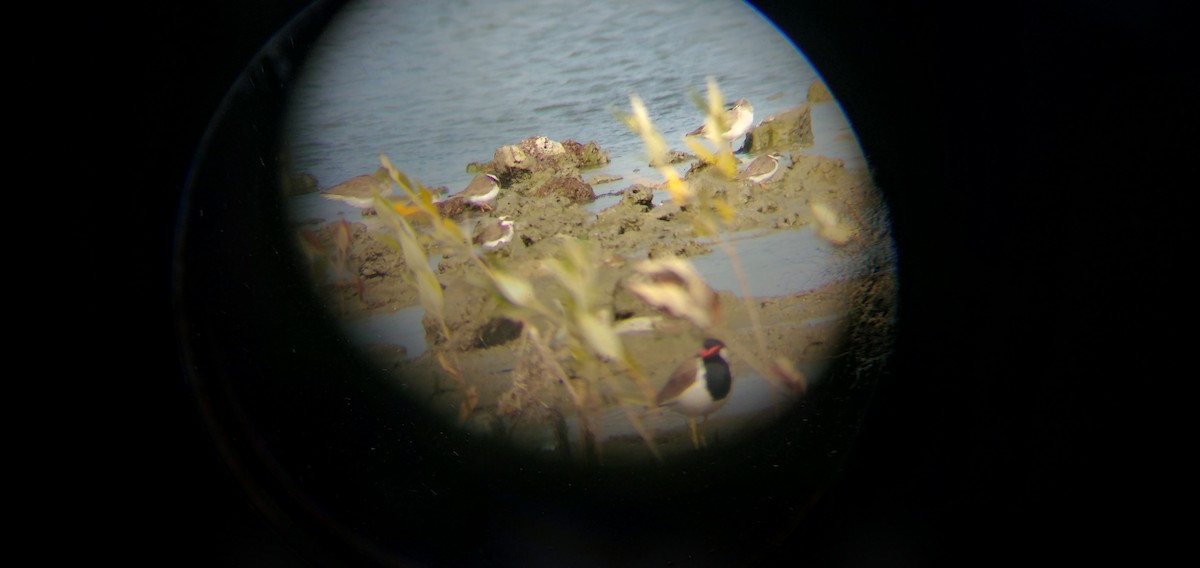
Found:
<box><xmin>138</xmin><ymin>0</ymin><xmax>1189</xmax><ymax>565</ymax></box>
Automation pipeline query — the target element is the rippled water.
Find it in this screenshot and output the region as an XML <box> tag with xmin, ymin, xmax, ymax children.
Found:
<box><xmin>281</xmin><ymin>0</ymin><xmax>845</xmax><ymax>202</ymax></box>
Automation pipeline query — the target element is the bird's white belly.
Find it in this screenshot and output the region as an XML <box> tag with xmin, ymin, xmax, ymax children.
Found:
<box><xmin>321</xmin><ymin>194</ymin><xmax>373</xmax><ymax>208</ymax></box>
<box><xmin>481</xmin><ymin>230</ymin><xmax>513</xmax><ymax>249</ymax></box>
<box><xmin>748</xmin><ymin>164</ymin><xmax>778</xmax><ymax>182</ymax></box>
<box><xmin>724</xmin><ymin>111</ymin><xmax>754</xmax><ymax>140</ymax></box>
<box><xmin>669</xmin><ymin>379</ymin><xmax>728</xmax><ymax>416</ymax></box>
<box><xmin>468</xmin><ymin>186</ymin><xmax>499</xmax><ymax>204</ymax></box>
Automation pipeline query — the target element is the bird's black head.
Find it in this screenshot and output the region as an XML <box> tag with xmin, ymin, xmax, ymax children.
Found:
<box><xmin>699</xmin><ymin>338</ymin><xmax>726</xmax><ymax>358</ymax></box>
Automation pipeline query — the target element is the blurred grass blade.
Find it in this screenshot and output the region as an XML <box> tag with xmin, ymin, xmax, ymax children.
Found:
<box><xmin>414</xmin><ymin>266</ymin><xmax>444</xmax><ymax>320</ymax></box>
<box><xmin>811</xmin><ymin>201</ymin><xmax>855</xmax><ymax>245</ymax></box>
<box><xmin>712</xmin><ymin>198</ymin><xmax>735</xmax><ymax>222</ymax></box>
<box><xmin>683</xmin><ymin>136</ymin><xmax>718</xmax><ymax>164</ymax></box>
<box><xmin>489</xmin><ymin>268</ymin><xmax>537</xmax><ymax>309</ymax></box>
<box><xmin>391</xmin><ymin>200</ymin><xmax>421</xmax><ymax>216</ymax></box>
<box><xmin>627</xmin><ymin>94</ymin><xmax>671</xmax><ymax>169</ymax></box>
<box><xmin>577</xmin><ymin>309</ymin><xmax>624</xmax><ymax>361</ymax></box>
<box><xmin>705</xmin><ymin>76</ymin><xmax>726</xmax><ymax>138</ymax></box>
<box><xmin>627</xmin><ymin>256</ymin><xmax>719</xmax><ymax>329</ymax></box>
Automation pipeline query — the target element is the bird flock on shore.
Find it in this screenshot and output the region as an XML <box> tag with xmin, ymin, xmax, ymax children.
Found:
<box><xmin>317</xmin><ymin>95</ymin><xmax>808</xmax><ymax>450</ymax></box>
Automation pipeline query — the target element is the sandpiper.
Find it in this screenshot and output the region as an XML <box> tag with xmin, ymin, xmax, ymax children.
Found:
<box><xmin>319</xmin><ymin>167</ymin><xmax>392</xmax><ymax>213</ymax></box>
<box><xmin>455</xmin><ymin>173</ymin><xmax>501</xmax><ymax>212</ymax></box>
<box><xmin>735</xmin><ymin>152</ymin><xmax>782</xmax><ymax>186</ymax></box>
<box><xmin>686</xmin><ymin>98</ymin><xmax>754</xmax><ymax>142</ymax></box>
<box><xmin>471</xmin><ymin>215</ymin><xmax>516</xmax><ymax>250</ymax></box>
<box><xmin>655</xmin><ymin>338</ymin><xmax>733</xmax><ymax>449</ymax></box>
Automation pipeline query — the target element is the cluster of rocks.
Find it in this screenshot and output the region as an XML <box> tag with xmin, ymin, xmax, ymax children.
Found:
<box><xmin>471</xmin><ymin>136</ymin><xmax>609</xmax><ymax>203</ymax></box>
<box><xmin>428</xmin><ymin>136</ymin><xmax>607</xmax><ymax>219</ymax></box>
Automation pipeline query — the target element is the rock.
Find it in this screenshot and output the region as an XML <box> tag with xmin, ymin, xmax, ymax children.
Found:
<box><xmin>741</xmin><ymin>104</ymin><xmax>813</xmax><ymax>153</ymax></box>
<box><xmin>530</xmin><ymin>176</ymin><xmax>595</xmax><ymax>204</ymax></box>
<box><xmin>522</xmin><ymin>135</ymin><xmax>566</xmax><ymax>158</ymax></box>
<box><xmin>494</xmin><ymin>144</ymin><xmax>536</xmax><ymax>171</ymax></box>
<box><xmin>475</xmin><ymin>317</ymin><xmax>524</xmax><ymax>349</ymax></box>
<box><xmin>807</xmin><ymin>79</ymin><xmax>834</xmax><ymax>103</ymax></box>
<box><xmin>683</xmin><ymin>159</ymin><xmax>713</xmax><ymax>179</ymax></box>
<box><xmin>490</xmin><ymin>136</ymin><xmax>612</xmax><ymax>176</ymax></box>
<box><xmin>493</xmin><ymin>135</ymin><xmax>569</xmax><ymax>173</ymax></box>
<box><xmin>436</xmin><ymin>197</ymin><xmax>471</xmax><ymax>219</ymax></box>
<box><xmin>562</xmin><ymin>139</ymin><xmax>610</xmax><ymax>168</ymax></box>
<box><xmin>619</xmin><ymin>183</ymin><xmax>655</xmax><ymax>211</ymax></box>
<box><xmin>650</xmin><ymin>149</ymin><xmax>694</xmax><ymax>167</ymax></box>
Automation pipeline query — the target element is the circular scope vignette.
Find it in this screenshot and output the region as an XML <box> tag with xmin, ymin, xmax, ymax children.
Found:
<box><xmin>175</xmin><ymin>1</ymin><xmax>898</xmax><ymax>565</ymax></box>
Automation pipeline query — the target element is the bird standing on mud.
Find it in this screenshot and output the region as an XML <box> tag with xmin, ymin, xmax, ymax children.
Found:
<box><xmin>472</xmin><ymin>215</ymin><xmax>516</xmax><ymax>250</ymax></box>
<box><xmin>454</xmin><ymin>173</ymin><xmax>501</xmax><ymax>212</ymax></box>
<box><xmin>655</xmin><ymin>338</ymin><xmax>733</xmax><ymax>449</ymax></box>
<box><xmin>686</xmin><ymin>98</ymin><xmax>754</xmax><ymax>142</ymax></box>
<box><xmin>735</xmin><ymin>152</ymin><xmax>782</xmax><ymax>186</ymax></box>
<box><xmin>319</xmin><ymin>167</ymin><xmax>393</xmax><ymax>214</ymax></box>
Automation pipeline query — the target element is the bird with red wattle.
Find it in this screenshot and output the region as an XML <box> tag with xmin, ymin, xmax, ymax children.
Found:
<box><xmin>655</xmin><ymin>338</ymin><xmax>733</xmax><ymax>449</ymax></box>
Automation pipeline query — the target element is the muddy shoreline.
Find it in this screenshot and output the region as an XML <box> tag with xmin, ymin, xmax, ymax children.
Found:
<box><xmin>290</xmin><ymin>102</ymin><xmax>896</xmax><ymax>463</ymax></box>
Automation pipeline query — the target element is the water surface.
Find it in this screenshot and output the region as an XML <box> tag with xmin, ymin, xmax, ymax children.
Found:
<box><xmin>282</xmin><ymin>0</ymin><xmax>846</xmax><ymax>208</ymax></box>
